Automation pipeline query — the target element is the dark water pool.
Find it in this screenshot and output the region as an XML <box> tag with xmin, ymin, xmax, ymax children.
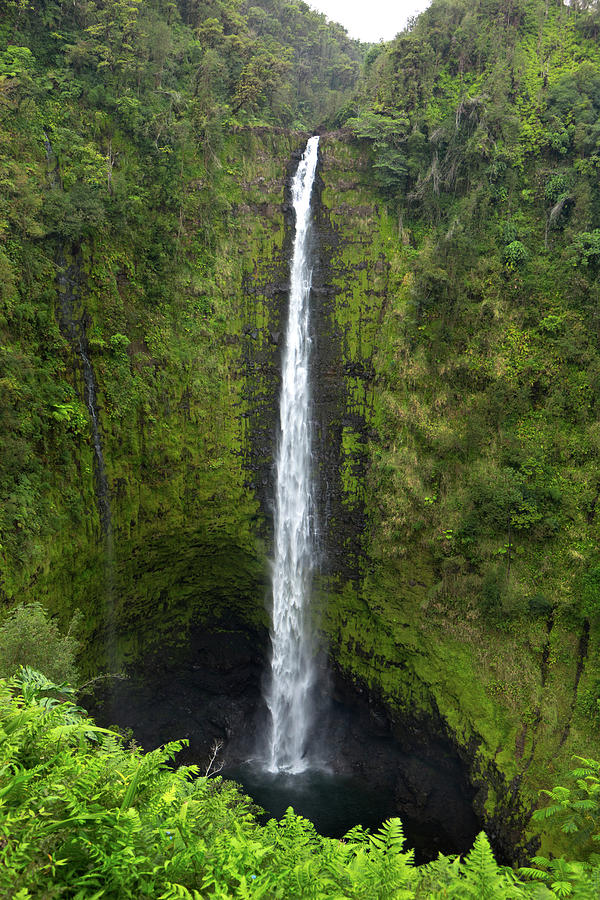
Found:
<box><xmin>223</xmin><ymin>763</ymin><xmax>453</xmax><ymax>862</ymax></box>
<box><xmin>85</xmin><ymin>626</ymin><xmax>485</xmax><ymax>863</ymax></box>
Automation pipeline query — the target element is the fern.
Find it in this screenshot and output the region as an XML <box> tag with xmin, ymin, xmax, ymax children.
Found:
<box><xmin>533</xmin><ymin>756</ymin><xmax>600</xmax><ymax>854</ymax></box>
<box><xmin>458</xmin><ymin>832</ymin><xmax>524</xmax><ymax>899</ymax></box>
<box><xmin>369</xmin><ymin>816</ymin><xmax>406</xmax><ymax>853</ymax></box>
<box><xmin>517</xmin><ymin>866</ymin><xmax>550</xmax><ymax>882</ymax></box>
<box><xmin>158</xmin><ymin>883</ymin><xmax>203</xmax><ymax>900</ymax></box>
<box><xmin>4</xmin><ymin>675</ymin><xmax>600</xmax><ymax>899</ymax></box>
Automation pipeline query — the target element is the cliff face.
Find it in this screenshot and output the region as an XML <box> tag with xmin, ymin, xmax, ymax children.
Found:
<box><xmin>4</xmin><ymin>127</ymin><xmax>596</xmax><ymax>858</ymax></box>
<box><xmin>314</xmin><ymin>138</ymin><xmax>596</xmax><ymax>859</ymax></box>
<box><xmin>234</xmin><ymin>132</ymin><xmax>597</xmax><ymax>859</ymax></box>
<box><xmin>34</xmin><ymin>131</ymin><xmax>306</xmax><ymax>663</ymax></box>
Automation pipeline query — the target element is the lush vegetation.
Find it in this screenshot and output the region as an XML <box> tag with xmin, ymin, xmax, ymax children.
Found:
<box><xmin>0</xmin><ymin>0</ymin><xmax>363</xmax><ymax>602</ymax></box>
<box><xmin>317</xmin><ymin>0</ymin><xmax>600</xmax><ymax>860</ymax></box>
<box><xmin>3</xmin><ymin>0</ymin><xmax>600</xmax><ymax>893</ymax></box>
<box><xmin>2</xmin><ymin>667</ymin><xmax>600</xmax><ymax>899</ymax></box>
<box><xmin>0</xmin><ymin>601</ymin><xmax>81</xmax><ymax>683</ymax></box>
<box><xmin>343</xmin><ymin>0</ymin><xmax>600</xmax><ymax>628</ymax></box>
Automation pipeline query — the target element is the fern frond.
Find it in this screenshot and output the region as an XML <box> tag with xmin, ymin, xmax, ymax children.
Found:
<box><xmin>550</xmin><ymin>880</ymin><xmax>574</xmax><ymax>897</ymax></box>
<box><xmin>460</xmin><ymin>831</ymin><xmax>509</xmax><ymax>899</ymax></box>
<box><xmin>370</xmin><ymin>817</ymin><xmax>406</xmax><ymax>853</ymax></box>
<box><xmin>518</xmin><ymin>866</ymin><xmax>550</xmax><ymax>881</ymax></box>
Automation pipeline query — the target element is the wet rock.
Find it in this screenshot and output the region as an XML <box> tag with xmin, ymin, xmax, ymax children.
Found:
<box><xmin>85</xmin><ymin>619</ymin><xmax>484</xmax><ymax>863</ymax></box>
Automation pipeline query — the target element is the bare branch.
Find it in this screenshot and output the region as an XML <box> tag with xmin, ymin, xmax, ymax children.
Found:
<box><xmin>77</xmin><ymin>673</ymin><xmax>128</xmax><ymax>692</ymax></box>
<box><xmin>204</xmin><ymin>739</ymin><xmax>225</xmax><ymax>777</ymax></box>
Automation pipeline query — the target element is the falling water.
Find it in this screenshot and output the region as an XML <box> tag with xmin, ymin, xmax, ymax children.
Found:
<box><xmin>265</xmin><ymin>136</ymin><xmax>320</xmax><ymax>773</ymax></box>
<box><xmin>44</xmin><ymin>134</ymin><xmax>111</xmax><ymax>536</ymax></box>
<box><xmin>79</xmin><ymin>342</ymin><xmax>112</xmax><ymax>535</ymax></box>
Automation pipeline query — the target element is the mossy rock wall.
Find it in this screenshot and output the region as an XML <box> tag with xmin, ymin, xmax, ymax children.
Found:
<box><xmin>314</xmin><ymin>135</ymin><xmax>598</xmax><ymax>858</ymax></box>
<box><xmin>5</xmin><ymin>126</ymin><xmax>597</xmax><ymax>857</ymax></box>
<box><xmin>10</xmin><ymin>130</ymin><xmax>310</xmax><ymax>673</ymax></box>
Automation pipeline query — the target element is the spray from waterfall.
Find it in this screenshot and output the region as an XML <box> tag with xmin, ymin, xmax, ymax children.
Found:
<box><xmin>265</xmin><ymin>136</ymin><xmax>320</xmax><ymax>774</ymax></box>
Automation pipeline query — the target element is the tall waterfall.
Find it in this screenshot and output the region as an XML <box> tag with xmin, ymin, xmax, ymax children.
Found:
<box><xmin>266</xmin><ymin>135</ymin><xmax>320</xmax><ymax>773</ymax></box>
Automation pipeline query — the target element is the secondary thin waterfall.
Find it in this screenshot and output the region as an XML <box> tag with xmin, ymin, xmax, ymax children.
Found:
<box><xmin>266</xmin><ymin>135</ymin><xmax>320</xmax><ymax>773</ymax></box>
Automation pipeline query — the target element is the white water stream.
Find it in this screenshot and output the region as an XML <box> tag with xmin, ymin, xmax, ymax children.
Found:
<box><xmin>265</xmin><ymin>136</ymin><xmax>320</xmax><ymax>773</ymax></box>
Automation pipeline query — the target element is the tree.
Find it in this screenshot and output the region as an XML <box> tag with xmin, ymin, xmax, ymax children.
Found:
<box><xmin>0</xmin><ymin>602</ymin><xmax>81</xmax><ymax>684</ymax></box>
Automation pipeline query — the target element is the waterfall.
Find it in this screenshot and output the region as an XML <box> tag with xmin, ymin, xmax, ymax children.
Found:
<box><xmin>265</xmin><ymin>136</ymin><xmax>320</xmax><ymax>774</ymax></box>
<box><xmin>54</xmin><ymin>248</ymin><xmax>111</xmax><ymax>537</ymax></box>
<box><xmin>79</xmin><ymin>342</ymin><xmax>112</xmax><ymax>535</ymax></box>
<box><xmin>44</xmin><ymin>134</ymin><xmax>112</xmax><ymax>537</ymax></box>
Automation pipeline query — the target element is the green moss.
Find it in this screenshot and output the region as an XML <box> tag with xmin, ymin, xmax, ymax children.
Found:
<box><xmin>2</xmin><ymin>110</ymin><xmax>596</xmax><ymax>858</ymax></box>
<box><xmin>313</xmin><ymin>133</ymin><xmax>598</xmax><ymax>851</ymax></box>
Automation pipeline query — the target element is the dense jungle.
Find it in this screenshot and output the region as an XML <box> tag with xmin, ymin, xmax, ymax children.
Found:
<box><xmin>2</xmin><ymin>0</ymin><xmax>600</xmax><ymax>895</ymax></box>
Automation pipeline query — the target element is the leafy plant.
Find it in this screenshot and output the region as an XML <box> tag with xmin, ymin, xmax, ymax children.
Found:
<box><xmin>532</xmin><ymin>757</ymin><xmax>600</xmax><ymax>857</ymax></box>
<box><xmin>5</xmin><ymin>673</ymin><xmax>594</xmax><ymax>899</ymax></box>
<box><xmin>0</xmin><ymin>602</ymin><xmax>81</xmax><ymax>684</ymax></box>
<box><xmin>504</xmin><ymin>240</ymin><xmax>529</xmax><ymax>269</ymax></box>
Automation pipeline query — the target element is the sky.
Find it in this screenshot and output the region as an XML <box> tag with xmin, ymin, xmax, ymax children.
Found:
<box><xmin>307</xmin><ymin>0</ymin><xmax>432</xmax><ymax>43</ymax></box>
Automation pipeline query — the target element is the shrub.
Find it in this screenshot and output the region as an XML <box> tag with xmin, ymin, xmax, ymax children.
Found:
<box><xmin>0</xmin><ymin>602</ymin><xmax>81</xmax><ymax>684</ymax></box>
<box><xmin>578</xmin><ymin>565</ymin><xmax>600</xmax><ymax>618</ymax></box>
<box><xmin>504</xmin><ymin>240</ymin><xmax>529</xmax><ymax>269</ymax></box>
<box><xmin>545</xmin><ymin>173</ymin><xmax>571</xmax><ymax>205</ymax></box>
<box><xmin>571</xmin><ymin>230</ymin><xmax>600</xmax><ymax>268</ymax></box>
<box><xmin>3</xmin><ymin>671</ymin><xmax>598</xmax><ymax>898</ymax></box>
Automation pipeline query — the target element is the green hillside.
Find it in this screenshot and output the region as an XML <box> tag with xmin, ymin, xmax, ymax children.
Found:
<box><xmin>2</xmin><ymin>0</ymin><xmax>600</xmax><ymax>895</ymax></box>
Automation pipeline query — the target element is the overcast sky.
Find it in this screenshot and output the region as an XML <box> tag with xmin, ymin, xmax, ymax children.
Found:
<box><xmin>308</xmin><ymin>0</ymin><xmax>432</xmax><ymax>43</ymax></box>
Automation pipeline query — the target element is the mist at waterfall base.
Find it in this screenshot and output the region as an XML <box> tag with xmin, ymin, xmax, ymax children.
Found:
<box><xmin>222</xmin><ymin>689</ymin><xmax>480</xmax><ymax>863</ymax></box>
<box><xmin>222</xmin><ymin>749</ymin><xmax>468</xmax><ymax>863</ymax></box>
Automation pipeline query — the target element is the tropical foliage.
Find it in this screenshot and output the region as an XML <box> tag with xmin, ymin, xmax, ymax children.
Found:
<box><xmin>341</xmin><ymin>0</ymin><xmax>600</xmax><ymax>630</ymax></box>
<box><xmin>2</xmin><ymin>668</ymin><xmax>600</xmax><ymax>899</ymax></box>
<box><xmin>3</xmin><ymin>0</ymin><xmax>600</xmax><ymax>893</ymax></box>
<box><xmin>0</xmin><ymin>601</ymin><xmax>81</xmax><ymax>683</ymax></box>
<box><xmin>0</xmin><ymin>0</ymin><xmax>363</xmax><ymax>598</ymax></box>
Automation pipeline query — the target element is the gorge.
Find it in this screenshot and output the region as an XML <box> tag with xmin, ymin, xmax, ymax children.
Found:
<box><xmin>82</xmin><ymin>131</ymin><xmax>486</xmax><ymax>862</ymax></box>
<box><xmin>2</xmin><ymin>0</ymin><xmax>600</xmax><ymax>895</ymax></box>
